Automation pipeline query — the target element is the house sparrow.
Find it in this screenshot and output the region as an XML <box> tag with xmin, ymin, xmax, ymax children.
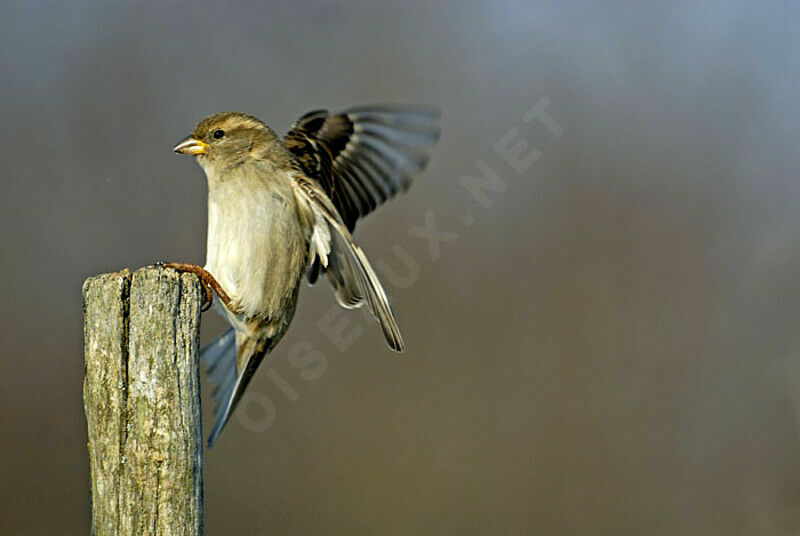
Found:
<box><xmin>168</xmin><ymin>106</ymin><xmax>439</xmax><ymax>447</ymax></box>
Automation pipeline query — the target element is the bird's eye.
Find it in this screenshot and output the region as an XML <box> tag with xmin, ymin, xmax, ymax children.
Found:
<box><xmin>212</xmin><ymin>129</ymin><xmax>225</xmax><ymax>139</ymax></box>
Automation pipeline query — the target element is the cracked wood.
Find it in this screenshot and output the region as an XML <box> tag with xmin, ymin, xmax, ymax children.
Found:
<box><xmin>83</xmin><ymin>266</ymin><xmax>204</xmax><ymax>535</ymax></box>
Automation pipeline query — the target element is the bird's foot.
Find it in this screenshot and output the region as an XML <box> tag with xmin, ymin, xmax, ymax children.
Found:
<box><xmin>157</xmin><ymin>262</ymin><xmax>236</xmax><ymax>313</ymax></box>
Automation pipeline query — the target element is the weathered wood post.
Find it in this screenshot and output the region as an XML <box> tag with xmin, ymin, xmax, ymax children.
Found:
<box><xmin>83</xmin><ymin>266</ymin><xmax>204</xmax><ymax>535</ymax></box>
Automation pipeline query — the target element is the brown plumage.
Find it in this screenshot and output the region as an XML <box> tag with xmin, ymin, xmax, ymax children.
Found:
<box><xmin>171</xmin><ymin>106</ymin><xmax>439</xmax><ymax>447</ymax></box>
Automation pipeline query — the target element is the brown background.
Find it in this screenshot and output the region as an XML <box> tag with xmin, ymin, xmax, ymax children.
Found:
<box><xmin>2</xmin><ymin>1</ymin><xmax>799</xmax><ymax>534</ymax></box>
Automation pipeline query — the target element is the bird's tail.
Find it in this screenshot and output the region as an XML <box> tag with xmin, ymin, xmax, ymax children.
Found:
<box><xmin>200</xmin><ymin>328</ymin><xmax>238</xmax><ymax>448</ymax></box>
<box><xmin>201</xmin><ymin>328</ymin><xmax>272</xmax><ymax>448</ymax></box>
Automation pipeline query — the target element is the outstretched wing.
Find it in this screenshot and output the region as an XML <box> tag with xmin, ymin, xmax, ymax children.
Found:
<box><xmin>283</xmin><ymin>105</ymin><xmax>440</xmax><ymax>232</ymax></box>
<box><xmin>292</xmin><ymin>173</ymin><xmax>404</xmax><ymax>352</ymax></box>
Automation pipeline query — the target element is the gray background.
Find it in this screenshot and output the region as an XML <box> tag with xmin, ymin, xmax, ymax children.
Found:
<box><xmin>2</xmin><ymin>1</ymin><xmax>800</xmax><ymax>534</ymax></box>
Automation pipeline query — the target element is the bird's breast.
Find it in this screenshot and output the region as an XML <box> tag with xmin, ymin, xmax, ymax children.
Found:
<box><xmin>204</xmin><ymin>172</ymin><xmax>308</xmax><ymax>321</ymax></box>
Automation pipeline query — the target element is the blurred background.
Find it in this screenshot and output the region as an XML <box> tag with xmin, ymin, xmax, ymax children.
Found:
<box><xmin>2</xmin><ymin>1</ymin><xmax>799</xmax><ymax>534</ymax></box>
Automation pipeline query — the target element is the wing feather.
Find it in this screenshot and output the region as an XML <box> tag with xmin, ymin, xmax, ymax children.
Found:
<box><xmin>283</xmin><ymin>105</ymin><xmax>440</xmax><ymax>232</ymax></box>
<box><xmin>292</xmin><ymin>174</ymin><xmax>404</xmax><ymax>351</ymax></box>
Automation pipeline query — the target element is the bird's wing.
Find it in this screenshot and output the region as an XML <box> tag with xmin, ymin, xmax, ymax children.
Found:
<box><xmin>292</xmin><ymin>173</ymin><xmax>404</xmax><ymax>352</ymax></box>
<box><xmin>283</xmin><ymin>105</ymin><xmax>440</xmax><ymax>232</ymax></box>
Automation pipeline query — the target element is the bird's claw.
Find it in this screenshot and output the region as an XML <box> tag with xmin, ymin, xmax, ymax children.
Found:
<box><xmin>199</xmin><ymin>285</ymin><xmax>214</xmax><ymax>311</ymax></box>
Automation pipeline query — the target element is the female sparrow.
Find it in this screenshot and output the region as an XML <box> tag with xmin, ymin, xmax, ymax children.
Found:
<box><xmin>168</xmin><ymin>106</ymin><xmax>439</xmax><ymax>447</ymax></box>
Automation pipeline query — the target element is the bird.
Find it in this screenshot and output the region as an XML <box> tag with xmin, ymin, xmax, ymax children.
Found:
<box><xmin>167</xmin><ymin>105</ymin><xmax>440</xmax><ymax>447</ymax></box>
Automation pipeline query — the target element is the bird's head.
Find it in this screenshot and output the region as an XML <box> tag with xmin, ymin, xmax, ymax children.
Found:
<box><xmin>173</xmin><ymin>112</ymin><xmax>288</xmax><ymax>171</ymax></box>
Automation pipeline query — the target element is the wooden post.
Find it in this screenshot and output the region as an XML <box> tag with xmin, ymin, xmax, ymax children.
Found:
<box><xmin>83</xmin><ymin>266</ymin><xmax>204</xmax><ymax>535</ymax></box>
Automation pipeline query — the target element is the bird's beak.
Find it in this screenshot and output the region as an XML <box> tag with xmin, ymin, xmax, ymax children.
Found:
<box><xmin>173</xmin><ymin>137</ymin><xmax>210</xmax><ymax>155</ymax></box>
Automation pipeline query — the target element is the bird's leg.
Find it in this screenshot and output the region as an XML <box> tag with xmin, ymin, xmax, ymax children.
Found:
<box><xmin>158</xmin><ymin>262</ymin><xmax>237</xmax><ymax>313</ymax></box>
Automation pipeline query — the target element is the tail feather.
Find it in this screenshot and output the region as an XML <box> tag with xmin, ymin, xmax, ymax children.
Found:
<box><xmin>202</xmin><ymin>328</ymin><xmax>235</xmax><ymax>385</ymax></box>
<box><xmin>206</xmin><ymin>374</ymin><xmax>240</xmax><ymax>448</ymax></box>
<box><xmin>200</xmin><ymin>328</ymin><xmax>237</xmax><ymax>448</ymax></box>
<box><xmin>201</xmin><ymin>328</ymin><xmax>271</xmax><ymax>448</ymax></box>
